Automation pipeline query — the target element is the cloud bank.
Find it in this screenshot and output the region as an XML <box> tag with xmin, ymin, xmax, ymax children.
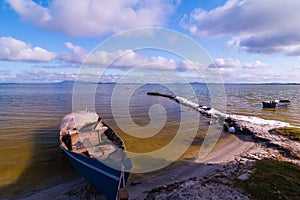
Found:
<box><xmin>0</xmin><ymin>37</ymin><xmax>202</xmax><ymax>73</ymax></box>
<box><xmin>184</xmin><ymin>0</ymin><xmax>300</xmax><ymax>56</ymax></box>
<box><xmin>6</xmin><ymin>0</ymin><xmax>178</xmax><ymax>37</ymax></box>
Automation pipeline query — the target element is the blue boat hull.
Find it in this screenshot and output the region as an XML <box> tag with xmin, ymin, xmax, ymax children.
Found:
<box><xmin>61</xmin><ymin>147</ymin><xmax>130</xmax><ymax>200</ymax></box>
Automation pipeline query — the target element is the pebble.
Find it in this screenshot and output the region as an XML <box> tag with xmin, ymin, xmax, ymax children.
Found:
<box><xmin>130</xmin><ymin>181</ymin><xmax>142</xmax><ymax>186</ymax></box>
<box><xmin>228</xmin><ymin>127</ymin><xmax>236</xmax><ymax>133</ymax></box>
<box><xmin>237</xmin><ymin>173</ymin><xmax>250</xmax><ymax>181</ymax></box>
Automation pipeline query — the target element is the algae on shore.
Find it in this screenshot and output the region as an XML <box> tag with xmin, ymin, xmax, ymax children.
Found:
<box><xmin>236</xmin><ymin>159</ymin><xmax>300</xmax><ymax>200</ymax></box>
<box><xmin>273</xmin><ymin>127</ymin><xmax>300</xmax><ymax>141</ymax></box>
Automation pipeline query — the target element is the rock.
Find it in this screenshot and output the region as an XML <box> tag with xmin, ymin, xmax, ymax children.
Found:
<box><xmin>130</xmin><ymin>180</ymin><xmax>142</xmax><ymax>186</ymax></box>
<box><xmin>144</xmin><ymin>193</ymin><xmax>156</xmax><ymax>200</ymax></box>
<box><xmin>237</xmin><ymin>173</ymin><xmax>251</xmax><ymax>181</ymax></box>
<box><xmin>248</xmin><ymin>154</ymin><xmax>260</xmax><ymax>160</ymax></box>
<box><xmin>229</xmin><ymin>127</ymin><xmax>236</xmax><ymax>133</ymax></box>
<box><xmin>180</xmin><ymin>180</ymin><xmax>195</xmax><ymax>189</ymax></box>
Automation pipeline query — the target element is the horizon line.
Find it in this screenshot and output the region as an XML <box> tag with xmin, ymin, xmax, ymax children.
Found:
<box><xmin>0</xmin><ymin>81</ymin><xmax>300</xmax><ymax>85</ymax></box>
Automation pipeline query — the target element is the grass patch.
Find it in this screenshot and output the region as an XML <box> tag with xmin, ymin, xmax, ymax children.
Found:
<box><xmin>272</xmin><ymin>127</ymin><xmax>300</xmax><ymax>141</ymax></box>
<box><xmin>236</xmin><ymin>159</ymin><xmax>300</xmax><ymax>200</ymax></box>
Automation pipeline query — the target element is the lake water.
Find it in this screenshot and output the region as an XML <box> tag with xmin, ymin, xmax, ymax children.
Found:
<box><xmin>0</xmin><ymin>83</ymin><xmax>299</xmax><ymax>198</ymax></box>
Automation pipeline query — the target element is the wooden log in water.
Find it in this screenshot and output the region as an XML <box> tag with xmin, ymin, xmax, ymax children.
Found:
<box><xmin>147</xmin><ymin>92</ymin><xmax>176</xmax><ymax>99</ymax></box>
<box><xmin>147</xmin><ymin>92</ymin><xmax>220</xmax><ymax>119</ymax></box>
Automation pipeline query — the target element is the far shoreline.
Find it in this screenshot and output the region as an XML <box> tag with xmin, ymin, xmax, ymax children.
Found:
<box><xmin>0</xmin><ymin>81</ymin><xmax>300</xmax><ymax>85</ymax></box>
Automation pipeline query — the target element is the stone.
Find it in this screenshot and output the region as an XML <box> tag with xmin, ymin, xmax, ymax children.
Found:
<box><xmin>237</xmin><ymin>173</ymin><xmax>251</xmax><ymax>181</ymax></box>
<box><xmin>229</xmin><ymin>127</ymin><xmax>236</xmax><ymax>133</ymax></box>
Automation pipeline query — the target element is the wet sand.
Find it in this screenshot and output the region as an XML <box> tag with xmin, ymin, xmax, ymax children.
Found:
<box><xmin>16</xmin><ymin>133</ymin><xmax>254</xmax><ymax>200</ymax></box>
<box><xmin>127</xmin><ymin>134</ymin><xmax>254</xmax><ymax>199</ymax></box>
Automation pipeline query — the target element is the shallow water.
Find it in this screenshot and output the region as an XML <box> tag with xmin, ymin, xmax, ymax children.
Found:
<box><xmin>0</xmin><ymin>83</ymin><xmax>299</xmax><ymax>197</ymax></box>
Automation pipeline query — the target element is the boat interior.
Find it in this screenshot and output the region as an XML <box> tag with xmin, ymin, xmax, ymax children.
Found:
<box><xmin>60</xmin><ymin>112</ymin><xmax>127</xmax><ymax>165</ymax></box>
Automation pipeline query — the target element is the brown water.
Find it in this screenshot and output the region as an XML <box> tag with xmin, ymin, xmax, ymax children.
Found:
<box><xmin>0</xmin><ymin>83</ymin><xmax>299</xmax><ymax>198</ymax></box>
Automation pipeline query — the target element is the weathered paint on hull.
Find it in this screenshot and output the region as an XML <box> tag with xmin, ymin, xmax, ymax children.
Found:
<box><xmin>61</xmin><ymin>147</ymin><xmax>130</xmax><ymax>200</ymax></box>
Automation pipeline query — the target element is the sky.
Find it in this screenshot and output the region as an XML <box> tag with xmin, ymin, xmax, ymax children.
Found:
<box><xmin>0</xmin><ymin>0</ymin><xmax>300</xmax><ymax>83</ymax></box>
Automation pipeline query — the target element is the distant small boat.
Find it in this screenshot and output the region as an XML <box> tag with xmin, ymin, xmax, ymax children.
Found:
<box><xmin>59</xmin><ymin>111</ymin><xmax>132</xmax><ymax>200</ymax></box>
<box><xmin>262</xmin><ymin>100</ymin><xmax>291</xmax><ymax>108</ymax></box>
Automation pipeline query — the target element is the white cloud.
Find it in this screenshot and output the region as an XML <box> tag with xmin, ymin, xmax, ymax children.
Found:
<box><xmin>215</xmin><ymin>57</ymin><xmax>240</xmax><ymax>68</ymax></box>
<box><xmin>290</xmin><ymin>66</ymin><xmax>300</xmax><ymax>71</ymax></box>
<box><xmin>0</xmin><ymin>69</ymin><xmax>11</xmax><ymax>82</ymax></box>
<box><xmin>86</xmin><ymin>49</ymin><xmax>189</xmax><ymax>71</ymax></box>
<box><xmin>86</xmin><ymin>49</ymin><xmax>139</xmax><ymax>67</ymax></box>
<box><xmin>5</xmin><ymin>0</ymin><xmax>51</xmax><ymax>26</ymax></box>
<box><xmin>0</xmin><ymin>69</ymin><xmax>10</xmax><ymax>76</ymax></box>
<box><xmin>0</xmin><ymin>37</ymin><xmax>56</xmax><ymax>62</ymax></box>
<box><xmin>60</xmin><ymin>44</ymin><xmax>199</xmax><ymax>72</ymax></box>
<box><xmin>217</xmin><ymin>67</ymin><xmax>284</xmax><ymax>83</ymax></box>
<box><xmin>59</xmin><ymin>42</ymin><xmax>88</xmax><ymax>63</ymax></box>
<box><xmin>208</xmin><ymin>57</ymin><xmax>240</xmax><ymax>68</ymax></box>
<box><xmin>214</xmin><ymin>62</ymin><xmax>300</xmax><ymax>83</ymax></box>
<box><xmin>184</xmin><ymin>0</ymin><xmax>300</xmax><ymax>56</ymax></box>
<box><xmin>5</xmin><ymin>70</ymin><xmax>76</xmax><ymax>83</ymax></box>
<box><xmin>6</xmin><ymin>0</ymin><xmax>178</xmax><ymax>37</ymax></box>
<box><xmin>243</xmin><ymin>60</ymin><xmax>271</xmax><ymax>68</ymax></box>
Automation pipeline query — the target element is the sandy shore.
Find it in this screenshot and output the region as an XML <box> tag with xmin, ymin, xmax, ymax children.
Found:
<box><xmin>140</xmin><ymin>119</ymin><xmax>300</xmax><ymax>199</ymax></box>
<box><xmin>127</xmin><ymin>134</ymin><xmax>254</xmax><ymax>199</ymax></box>
<box><xmin>10</xmin><ymin>121</ymin><xmax>300</xmax><ymax>200</ymax></box>
<box><xmin>12</xmin><ymin>133</ymin><xmax>254</xmax><ymax>200</ymax></box>
<box><xmin>2</xmin><ymin>92</ymin><xmax>299</xmax><ymax>199</ymax></box>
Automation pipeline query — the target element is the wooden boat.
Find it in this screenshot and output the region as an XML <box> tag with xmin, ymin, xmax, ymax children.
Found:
<box><xmin>262</xmin><ymin>100</ymin><xmax>291</xmax><ymax>108</ymax></box>
<box><xmin>59</xmin><ymin>111</ymin><xmax>132</xmax><ymax>200</ymax></box>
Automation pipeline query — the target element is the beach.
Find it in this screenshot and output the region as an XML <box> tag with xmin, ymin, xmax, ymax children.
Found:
<box><xmin>16</xmin><ymin>116</ymin><xmax>300</xmax><ymax>200</ymax></box>
<box><xmin>127</xmin><ymin>133</ymin><xmax>255</xmax><ymax>199</ymax></box>
<box><xmin>15</xmin><ymin>133</ymin><xmax>252</xmax><ymax>199</ymax></box>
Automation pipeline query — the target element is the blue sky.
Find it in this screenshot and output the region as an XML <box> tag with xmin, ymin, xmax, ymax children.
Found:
<box><xmin>0</xmin><ymin>0</ymin><xmax>300</xmax><ymax>83</ymax></box>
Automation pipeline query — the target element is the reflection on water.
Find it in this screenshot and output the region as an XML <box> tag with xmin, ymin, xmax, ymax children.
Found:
<box><xmin>0</xmin><ymin>83</ymin><xmax>76</xmax><ymax>197</ymax></box>
<box><xmin>0</xmin><ymin>83</ymin><xmax>299</xmax><ymax>197</ymax></box>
